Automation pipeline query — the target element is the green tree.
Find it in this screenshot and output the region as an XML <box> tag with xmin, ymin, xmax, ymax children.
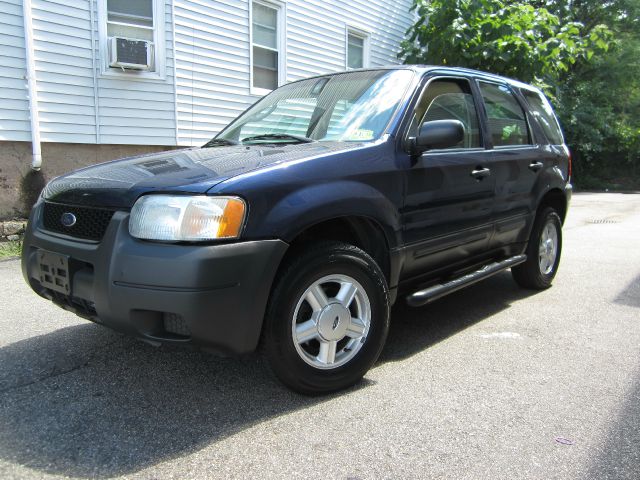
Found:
<box><xmin>400</xmin><ymin>0</ymin><xmax>640</xmax><ymax>188</ymax></box>
<box><xmin>534</xmin><ymin>0</ymin><xmax>640</xmax><ymax>182</ymax></box>
<box><xmin>400</xmin><ymin>0</ymin><xmax>611</xmax><ymax>86</ymax></box>
<box><xmin>557</xmin><ymin>33</ymin><xmax>640</xmax><ymax>179</ymax></box>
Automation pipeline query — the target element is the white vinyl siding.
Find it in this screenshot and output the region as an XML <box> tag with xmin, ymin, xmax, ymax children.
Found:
<box><xmin>1</xmin><ymin>0</ymin><xmax>413</xmax><ymax>146</ymax></box>
<box><xmin>285</xmin><ymin>0</ymin><xmax>412</xmax><ymax>82</ymax></box>
<box><xmin>96</xmin><ymin>0</ymin><xmax>175</xmax><ymax>144</ymax></box>
<box><xmin>0</xmin><ymin>0</ymin><xmax>31</xmax><ymax>141</ymax></box>
<box><xmin>0</xmin><ymin>0</ymin><xmax>175</xmax><ymax>145</ymax></box>
<box><xmin>175</xmin><ymin>0</ymin><xmax>413</xmax><ymax>146</ymax></box>
<box><xmin>174</xmin><ymin>0</ymin><xmax>254</xmax><ymax>145</ymax></box>
<box><xmin>31</xmin><ymin>0</ymin><xmax>97</xmax><ymax>143</ymax></box>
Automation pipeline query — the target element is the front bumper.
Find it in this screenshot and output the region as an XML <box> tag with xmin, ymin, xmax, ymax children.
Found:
<box><xmin>22</xmin><ymin>201</ymin><xmax>288</xmax><ymax>355</ymax></box>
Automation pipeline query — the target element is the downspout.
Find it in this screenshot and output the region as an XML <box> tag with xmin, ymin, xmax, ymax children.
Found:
<box><xmin>171</xmin><ymin>0</ymin><xmax>179</xmax><ymax>146</ymax></box>
<box><xmin>89</xmin><ymin>0</ymin><xmax>100</xmax><ymax>143</ymax></box>
<box><xmin>22</xmin><ymin>0</ymin><xmax>42</xmax><ymax>171</ymax></box>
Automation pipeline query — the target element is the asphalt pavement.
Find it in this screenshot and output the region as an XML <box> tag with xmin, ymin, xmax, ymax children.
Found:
<box><xmin>0</xmin><ymin>192</ymin><xmax>639</xmax><ymax>479</ymax></box>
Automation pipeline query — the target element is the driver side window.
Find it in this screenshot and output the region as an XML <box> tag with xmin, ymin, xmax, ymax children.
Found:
<box><xmin>410</xmin><ymin>78</ymin><xmax>481</xmax><ymax>149</ymax></box>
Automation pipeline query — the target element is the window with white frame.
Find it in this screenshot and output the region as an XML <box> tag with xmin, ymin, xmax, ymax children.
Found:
<box><xmin>99</xmin><ymin>0</ymin><xmax>165</xmax><ymax>77</ymax></box>
<box><xmin>251</xmin><ymin>1</ymin><xmax>282</xmax><ymax>92</ymax></box>
<box><xmin>347</xmin><ymin>30</ymin><xmax>368</xmax><ymax>69</ymax></box>
<box><xmin>107</xmin><ymin>0</ymin><xmax>154</xmax><ymax>41</ymax></box>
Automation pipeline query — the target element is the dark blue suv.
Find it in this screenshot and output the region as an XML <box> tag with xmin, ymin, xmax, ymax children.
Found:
<box><xmin>22</xmin><ymin>66</ymin><xmax>571</xmax><ymax>394</ymax></box>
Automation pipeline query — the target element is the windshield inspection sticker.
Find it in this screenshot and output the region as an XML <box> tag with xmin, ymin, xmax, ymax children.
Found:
<box><xmin>346</xmin><ymin>129</ymin><xmax>374</xmax><ymax>141</ymax></box>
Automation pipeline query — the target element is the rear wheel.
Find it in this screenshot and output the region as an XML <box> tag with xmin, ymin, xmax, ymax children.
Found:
<box><xmin>512</xmin><ymin>207</ymin><xmax>563</xmax><ymax>289</ymax></box>
<box><xmin>263</xmin><ymin>241</ymin><xmax>390</xmax><ymax>395</ymax></box>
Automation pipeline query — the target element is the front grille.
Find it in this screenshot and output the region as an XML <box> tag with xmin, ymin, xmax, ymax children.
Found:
<box><xmin>42</xmin><ymin>202</ymin><xmax>116</xmax><ymax>241</ymax></box>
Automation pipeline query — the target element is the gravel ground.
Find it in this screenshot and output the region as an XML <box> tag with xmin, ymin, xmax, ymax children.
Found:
<box><xmin>0</xmin><ymin>192</ymin><xmax>638</xmax><ymax>479</ymax></box>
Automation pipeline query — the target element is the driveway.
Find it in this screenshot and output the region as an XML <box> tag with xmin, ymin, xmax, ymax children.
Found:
<box><xmin>1</xmin><ymin>193</ymin><xmax>639</xmax><ymax>479</ymax></box>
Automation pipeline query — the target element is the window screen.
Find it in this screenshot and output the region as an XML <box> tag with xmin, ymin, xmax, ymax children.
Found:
<box><xmin>479</xmin><ymin>82</ymin><xmax>530</xmax><ymax>146</ymax></box>
<box><xmin>522</xmin><ymin>90</ymin><xmax>564</xmax><ymax>145</ymax></box>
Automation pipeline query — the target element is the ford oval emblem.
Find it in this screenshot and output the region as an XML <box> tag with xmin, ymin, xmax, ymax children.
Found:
<box><xmin>60</xmin><ymin>212</ymin><xmax>77</xmax><ymax>228</ymax></box>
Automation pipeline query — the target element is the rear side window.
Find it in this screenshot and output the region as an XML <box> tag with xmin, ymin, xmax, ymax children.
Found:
<box><xmin>522</xmin><ymin>90</ymin><xmax>564</xmax><ymax>145</ymax></box>
<box><xmin>478</xmin><ymin>82</ymin><xmax>530</xmax><ymax>147</ymax></box>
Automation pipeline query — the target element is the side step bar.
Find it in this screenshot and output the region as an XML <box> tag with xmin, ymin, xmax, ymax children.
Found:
<box><xmin>406</xmin><ymin>255</ymin><xmax>527</xmax><ymax>307</ymax></box>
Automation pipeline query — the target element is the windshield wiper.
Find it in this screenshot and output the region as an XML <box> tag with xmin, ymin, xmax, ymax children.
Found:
<box><xmin>241</xmin><ymin>133</ymin><xmax>314</xmax><ymax>144</ymax></box>
<box><xmin>202</xmin><ymin>138</ymin><xmax>238</xmax><ymax>148</ymax></box>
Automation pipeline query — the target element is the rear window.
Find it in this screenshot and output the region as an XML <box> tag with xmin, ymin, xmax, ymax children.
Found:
<box><xmin>522</xmin><ymin>90</ymin><xmax>564</xmax><ymax>145</ymax></box>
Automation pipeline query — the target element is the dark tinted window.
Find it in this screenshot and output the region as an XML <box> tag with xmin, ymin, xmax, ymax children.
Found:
<box><xmin>411</xmin><ymin>78</ymin><xmax>481</xmax><ymax>149</ymax></box>
<box><xmin>479</xmin><ymin>82</ymin><xmax>530</xmax><ymax>146</ymax></box>
<box><xmin>522</xmin><ymin>90</ymin><xmax>564</xmax><ymax>145</ymax></box>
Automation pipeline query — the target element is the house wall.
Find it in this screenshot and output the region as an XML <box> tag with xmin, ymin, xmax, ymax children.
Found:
<box><xmin>0</xmin><ymin>0</ymin><xmax>414</xmax><ymax>219</ymax></box>
<box><xmin>95</xmin><ymin>0</ymin><xmax>177</xmax><ymax>145</ymax></box>
<box><xmin>174</xmin><ymin>0</ymin><xmax>415</xmax><ymax>145</ymax></box>
<box><xmin>0</xmin><ymin>141</ymin><xmax>178</xmax><ymax>219</ymax></box>
<box><xmin>0</xmin><ymin>0</ymin><xmax>31</xmax><ymax>142</ymax></box>
<box><xmin>0</xmin><ymin>0</ymin><xmax>177</xmax><ymax>146</ymax></box>
<box><xmin>286</xmin><ymin>0</ymin><xmax>412</xmax><ymax>79</ymax></box>
<box><xmin>173</xmin><ymin>0</ymin><xmax>252</xmax><ymax>146</ymax></box>
<box><xmin>32</xmin><ymin>0</ymin><xmax>98</xmax><ymax>143</ymax></box>
<box><xmin>3</xmin><ymin>0</ymin><xmax>413</xmax><ymax>148</ymax></box>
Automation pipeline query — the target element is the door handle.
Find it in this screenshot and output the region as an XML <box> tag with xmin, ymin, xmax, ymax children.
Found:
<box><xmin>470</xmin><ymin>167</ymin><xmax>491</xmax><ymax>180</ymax></box>
<box><xmin>529</xmin><ymin>161</ymin><xmax>544</xmax><ymax>172</ymax></box>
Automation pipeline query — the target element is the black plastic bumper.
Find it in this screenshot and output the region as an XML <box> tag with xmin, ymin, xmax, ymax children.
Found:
<box><xmin>22</xmin><ymin>201</ymin><xmax>289</xmax><ymax>355</ymax></box>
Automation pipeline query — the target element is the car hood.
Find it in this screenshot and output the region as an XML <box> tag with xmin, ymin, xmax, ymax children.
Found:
<box><xmin>42</xmin><ymin>142</ymin><xmax>365</xmax><ymax>208</ymax></box>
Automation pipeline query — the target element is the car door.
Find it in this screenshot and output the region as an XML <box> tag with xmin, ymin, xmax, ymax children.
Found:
<box><xmin>400</xmin><ymin>76</ymin><xmax>496</xmax><ymax>282</ymax></box>
<box><xmin>475</xmin><ymin>80</ymin><xmax>544</xmax><ymax>248</ymax></box>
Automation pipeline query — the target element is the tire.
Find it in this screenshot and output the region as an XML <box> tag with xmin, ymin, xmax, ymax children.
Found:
<box><xmin>512</xmin><ymin>207</ymin><xmax>563</xmax><ymax>290</ymax></box>
<box><xmin>263</xmin><ymin>241</ymin><xmax>390</xmax><ymax>395</ymax></box>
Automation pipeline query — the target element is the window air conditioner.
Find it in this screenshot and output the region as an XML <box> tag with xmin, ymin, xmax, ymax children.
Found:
<box><xmin>109</xmin><ymin>37</ymin><xmax>153</xmax><ymax>70</ymax></box>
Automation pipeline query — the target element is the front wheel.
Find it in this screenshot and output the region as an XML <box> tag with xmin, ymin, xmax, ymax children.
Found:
<box><xmin>512</xmin><ymin>207</ymin><xmax>563</xmax><ymax>290</ymax></box>
<box><xmin>263</xmin><ymin>241</ymin><xmax>390</xmax><ymax>395</ymax></box>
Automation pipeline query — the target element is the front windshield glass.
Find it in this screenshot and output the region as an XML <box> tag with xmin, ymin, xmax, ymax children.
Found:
<box><xmin>214</xmin><ymin>69</ymin><xmax>414</xmax><ymax>145</ymax></box>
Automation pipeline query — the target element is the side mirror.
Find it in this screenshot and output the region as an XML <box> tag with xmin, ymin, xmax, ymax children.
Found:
<box><xmin>409</xmin><ymin>119</ymin><xmax>465</xmax><ymax>154</ymax></box>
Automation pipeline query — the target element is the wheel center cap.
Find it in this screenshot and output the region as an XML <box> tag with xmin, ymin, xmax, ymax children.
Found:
<box><xmin>317</xmin><ymin>303</ymin><xmax>350</xmax><ymax>341</ymax></box>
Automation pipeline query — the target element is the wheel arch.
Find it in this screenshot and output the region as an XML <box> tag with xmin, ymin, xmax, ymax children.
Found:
<box><xmin>537</xmin><ymin>188</ymin><xmax>568</xmax><ymax>223</ymax></box>
<box><xmin>284</xmin><ymin>215</ymin><xmax>395</xmax><ymax>288</ymax></box>
<box><xmin>248</xmin><ymin>180</ymin><xmax>403</xmax><ymax>290</ymax></box>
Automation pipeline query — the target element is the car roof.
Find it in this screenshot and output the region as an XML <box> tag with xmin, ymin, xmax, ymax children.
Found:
<box><xmin>294</xmin><ymin>65</ymin><xmax>539</xmax><ymax>93</ymax></box>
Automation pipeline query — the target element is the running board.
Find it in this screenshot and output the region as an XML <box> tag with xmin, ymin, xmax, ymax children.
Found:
<box><xmin>406</xmin><ymin>255</ymin><xmax>527</xmax><ymax>307</ymax></box>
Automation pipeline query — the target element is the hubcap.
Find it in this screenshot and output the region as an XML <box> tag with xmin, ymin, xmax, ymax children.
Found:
<box><xmin>292</xmin><ymin>274</ymin><xmax>371</xmax><ymax>370</ymax></box>
<box><xmin>538</xmin><ymin>220</ymin><xmax>558</xmax><ymax>275</ymax></box>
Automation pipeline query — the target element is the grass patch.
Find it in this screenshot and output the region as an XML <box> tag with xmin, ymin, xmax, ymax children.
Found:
<box><xmin>0</xmin><ymin>241</ymin><xmax>22</xmax><ymax>259</ymax></box>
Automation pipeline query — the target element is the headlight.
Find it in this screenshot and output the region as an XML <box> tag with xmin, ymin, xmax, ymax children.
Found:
<box><xmin>129</xmin><ymin>195</ymin><xmax>246</xmax><ymax>241</ymax></box>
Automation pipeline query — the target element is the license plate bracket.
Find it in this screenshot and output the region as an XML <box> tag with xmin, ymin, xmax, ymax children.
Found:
<box><xmin>37</xmin><ymin>250</ymin><xmax>71</xmax><ymax>295</ymax></box>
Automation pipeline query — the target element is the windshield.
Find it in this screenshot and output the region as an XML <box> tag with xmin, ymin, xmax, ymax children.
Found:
<box><xmin>214</xmin><ymin>69</ymin><xmax>414</xmax><ymax>145</ymax></box>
